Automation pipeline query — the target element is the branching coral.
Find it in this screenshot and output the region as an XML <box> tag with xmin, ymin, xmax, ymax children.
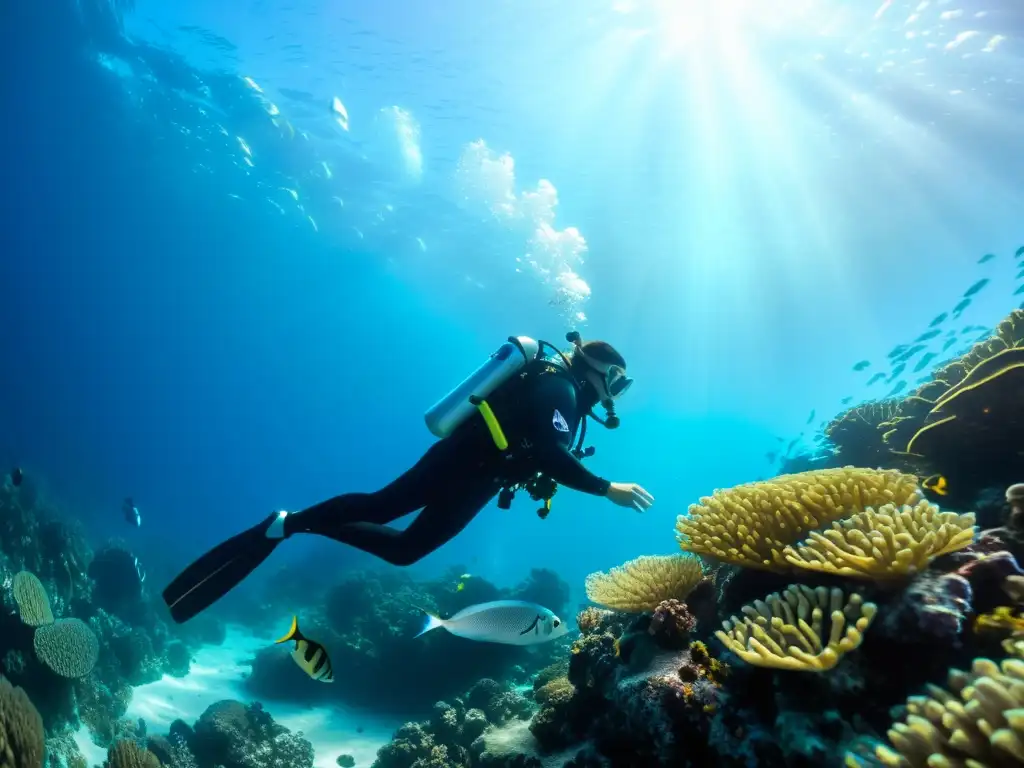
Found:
<box><xmin>871</xmin><ymin>655</ymin><xmax>1024</xmax><ymax>767</ymax></box>
<box><xmin>782</xmin><ymin>501</ymin><xmax>976</xmax><ymax>579</ymax></box>
<box><xmin>12</xmin><ymin>571</ymin><xmax>53</xmax><ymax>627</ymax></box>
<box><xmin>715</xmin><ymin>585</ymin><xmax>877</xmax><ymax>672</ymax></box>
<box><xmin>584</xmin><ymin>554</ymin><xmax>704</xmax><ymax>612</ymax></box>
<box><xmin>676</xmin><ymin>467</ymin><xmax>921</xmax><ymax>571</ymax></box>
<box><xmin>0</xmin><ymin>675</ymin><xmax>45</xmax><ymax>768</ymax></box>
<box><xmin>34</xmin><ymin>618</ymin><xmax>100</xmax><ymax>678</ymax></box>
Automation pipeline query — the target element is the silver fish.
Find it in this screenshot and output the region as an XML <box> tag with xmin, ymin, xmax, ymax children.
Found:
<box><xmin>414</xmin><ymin>600</ymin><xmax>569</xmax><ymax>646</ymax></box>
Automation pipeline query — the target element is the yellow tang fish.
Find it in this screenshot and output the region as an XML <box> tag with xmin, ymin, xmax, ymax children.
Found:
<box><xmin>923</xmin><ymin>474</ymin><xmax>948</xmax><ymax>496</ymax></box>
<box><xmin>274</xmin><ymin>616</ymin><xmax>334</xmax><ymax>682</ymax></box>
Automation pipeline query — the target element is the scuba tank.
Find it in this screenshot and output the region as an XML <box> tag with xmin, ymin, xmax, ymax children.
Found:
<box><xmin>425</xmin><ymin>336</ymin><xmax>541</xmax><ymax>439</ymax></box>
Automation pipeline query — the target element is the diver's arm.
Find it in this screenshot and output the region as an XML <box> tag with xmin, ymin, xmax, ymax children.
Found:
<box><xmin>526</xmin><ymin>376</ymin><xmax>611</xmax><ymax>496</ymax></box>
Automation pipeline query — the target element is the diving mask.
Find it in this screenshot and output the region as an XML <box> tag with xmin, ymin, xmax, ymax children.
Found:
<box><xmin>573</xmin><ymin>344</ymin><xmax>633</xmax><ymax>401</ymax></box>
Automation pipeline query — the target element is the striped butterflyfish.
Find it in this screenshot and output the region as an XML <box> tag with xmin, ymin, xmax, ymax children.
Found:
<box><xmin>274</xmin><ymin>615</ymin><xmax>334</xmax><ymax>682</ymax></box>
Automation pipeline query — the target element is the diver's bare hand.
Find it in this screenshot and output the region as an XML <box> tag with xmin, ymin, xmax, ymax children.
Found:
<box><xmin>606</xmin><ymin>483</ymin><xmax>654</xmax><ymax>513</ymax></box>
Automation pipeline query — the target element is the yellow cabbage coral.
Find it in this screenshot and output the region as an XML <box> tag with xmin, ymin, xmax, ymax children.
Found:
<box><xmin>715</xmin><ymin>584</ymin><xmax>877</xmax><ymax>672</ymax></box>
<box><xmin>584</xmin><ymin>554</ymin><xmax>704</xmax><ymax>612</ymax></box>
<box><xmin>782</xmin><ymin>501</ymin><xmax>976</xmax><ymax>580</ymax></box>
<box><xmin>676</xmin><ymin>467</ymin><xmax>920</xmax><ymax>571</ymax></box>
<box><xmin>871</xmin><ymin>655</ymin><xmax>1024</xmax><ymax>767</ymax></box>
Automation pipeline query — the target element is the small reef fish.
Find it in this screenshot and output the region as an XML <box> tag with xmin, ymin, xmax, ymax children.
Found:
<box><xmin>963</xmin><ymin>278</ymin><xmax>989</xmax><ymax>298</ymax></box>
<box><xmin>1017</xmin><ymin>245</ymin><xmax>1024</xmax><ymax>258</ymax></box>
<box><xmin>922</xmin><ymin>474</ymin><xmax>948</xmax><ymax>496</ymax></box>
<box><xmin>894</xmin><ymin>345</ymin><xmax>924</xmax><ymax>363</ymax></box>
<box><xmin>928</xmin><ymin>312</ymin><xmax>947</xmax><ymax>328</ymax></box>
<box><xmin>1014</xmin><ymin>284</ymin><xmax>1024</xmax><ymax>296</ymax></box>
<box><xmin>942</xmin><ymin>336</ymin><xmax>958</xmax><ymax>352</ymax></box>
<box><xmin>888</xmin><ymin>363</ymin><xmax>906</xmax><ymax>382</ymax></box>
<box><xmin>977</xmin><ymin>253</ymin><xmax>996</xmax><ymax>264</ymax></box>
<box><xmin>9</xmin><ymin>467</ymin><xmax>22</xmax><ymax>487</ymax></box>
<box><xmin>885</xmin><ymin>380</ymin><xmax>907</xmax><ymax>397</ymax></box>
<box><xmin>840</xmin><ymin>396</ymin><xmax>853</xmax><ymax>405</ymax></box>
<box><xmin>867</xmin><ymin>372</ymin><xmax>886</xmax><ymax>386</ymax></box>
<box><xmin>414</xmin><ymin>600</ymin><xmax>569</xmax><ymax>646</ymax></box>
<box><xmin>912</xmin><ymin>352</ymin><xmax>937</xmax><ymax>373</ymax></box>
<box><xmin>887</xmin><ymin>344</ymin><xmax>908</xmax><ymax>360</ymax></box>
<box><xmin>123</xmin><ymin>497</ymin><xmax>141</xmax><ymax>527</ymax></box>
<box><xmin>852</xmin><ymin>360</ymin><xmax>870</xmax><ymax>371</ymax></box>
<box><xmin>914</xmin><ymin>329</ymin><xmax>941</xmax><ymax>343</ymax></box>
<box><xmin>806</xmin><ymin>410</ymin><xmax>815</xmax><ymax>425</ymax></box>
<box><xmin>1017</xmin><ymin>268</ymin><xmax>1024</xmax><ymax>280</ymax></box>
<box><xmin>952</xmin><ymin>298</ymin><xmax>971</xmax><ymax>317</ymax></box>
<box><xmin>275</xmin><ymin>616</ymin><xmax>334</xmax><ymax>682</ymax></box>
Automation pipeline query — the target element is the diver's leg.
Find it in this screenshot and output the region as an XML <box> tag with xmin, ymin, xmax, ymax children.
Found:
<box><xmin>162</xmin><ymin>511</ymin><xmax>283</xmax><ymax>624</ymax></box>
<box><xmin>319</xmin><ymin>480</ymin><xmax>500</xmax><ymax>566</ymax></box>
<box><xmin>284</xmin><ymin>439</ymin><xmax>467</xmax><ymax>537</ymax></box>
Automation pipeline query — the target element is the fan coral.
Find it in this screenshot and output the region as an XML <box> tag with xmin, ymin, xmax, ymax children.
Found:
<box><xmin>715</xmin><ymin>584</ymin><xmax>877</xmax><ymax>672</ymax></box>
<box><xmin>33</xmin><ymin>618</ymin><xmax>100</xmax><ymax>678</ymax></box>
<box><xmin>872</xmin><ymin>655</ymin><xmax>1024</xmax><ymax>767</ymax></box>
<box><xmin>782</xmin><ymin>501</ymin><xmax>976</xmax><ymax>579</ymax></box>
<box><xmin>11</xmin><ymin>571</ymin><xmax>53</xmax><ymax>627</ymax></box>
<box><xmin>676</xmin><ymin>467</ymin><xmax>921</xmax><ymax>571</ymax></box>
<box><xmin>584</xmin><ymin>554</ymin><xmax>704</xmax><ymax>612</ymax></box>
<box><xmin>0</xmin><ymin>676</ymin><xmax>45</xmax><ymax>768</ymax></box>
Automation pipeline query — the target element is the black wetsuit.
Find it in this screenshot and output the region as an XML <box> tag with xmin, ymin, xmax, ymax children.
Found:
<box><xmin>283</xmin><ymin>370</ymin><xmax>610</xmax><ymax>565</ymax></box>
<box><xmin>162</xmin><ymin>367</ymin><xmax>610</xmax><ymax>624</ymax></box>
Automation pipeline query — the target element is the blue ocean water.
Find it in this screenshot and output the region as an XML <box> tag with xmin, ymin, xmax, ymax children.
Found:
<box><xmin>3</xmin><ymin>0</ymin><xmax>1024</xmax><ymax>765</ymax></box>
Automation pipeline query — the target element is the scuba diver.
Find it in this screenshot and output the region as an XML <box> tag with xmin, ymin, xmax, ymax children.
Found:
<box><xmin>163</xmin><ymin>331</ymin><xmax>654</xmax><ymax>624</ymax></box>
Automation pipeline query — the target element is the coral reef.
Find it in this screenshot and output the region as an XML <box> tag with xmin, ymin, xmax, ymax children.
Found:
<box><xmin>370</xmin><ymin>679</ymin><xmax>535</xmax><ymax>768</ymax></box>
<box><xmin>816</xmin><ymin>309</ymin><xmax>1024</xmax><ymax>508</ymax></box>
<box><xmin>183</xmin><ymin>700</ymin><xmax>314</xmax><ymax>768</ymax></box>
<box><xmin>0</xmin><ymin>477</ymin><xmax>217</xmax><ymax>753</ymax></box>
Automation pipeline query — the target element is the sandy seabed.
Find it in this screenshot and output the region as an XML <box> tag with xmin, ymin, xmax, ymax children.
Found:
<box><xmin>74</xmin><ymin>625</ymin><xmax>397</xmax><ymax>768</ymax></box>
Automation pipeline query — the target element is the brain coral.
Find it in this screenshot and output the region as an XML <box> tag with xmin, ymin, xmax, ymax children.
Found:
<box><xmin>33</xmin><ymin>618</ymin><xmax>100</xmax><ymax>678</ymax></box>
<box><xmin>12</xmin><ymin>571</ymin><xmax>53</xmax><ymax>627</ymax></box>
<box><xmin>106</xmin><ymin>740</ymin><xmax>160</xmax><ymax>768</ymax></box>
<box><xmin>0</xmin><ymin>675</ymin><xmax>45</xmax><ymax>768</ymax></box>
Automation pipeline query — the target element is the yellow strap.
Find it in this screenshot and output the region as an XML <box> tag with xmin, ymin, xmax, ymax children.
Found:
<box><xmin>475</xmin><ymin>399</ymin><xmax>509</xmax><ymax>451</ymax></box>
